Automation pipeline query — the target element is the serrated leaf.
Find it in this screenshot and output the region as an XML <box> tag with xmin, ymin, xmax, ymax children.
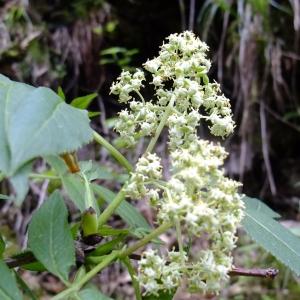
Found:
<box><xmin>242</xmin><ymin>205</ymin><xmax>300</xmax><ymax>275</ymax></box>
<box><xmin>0</xmin><ymin>260</ymin><xmax>23</xmax><ymax>300</ymax></box>
<box><xmin>93</xmin><ymin>185</ymin><xmax>151</xmax><ymax>230</ymax></box>
<box><xmin>242</xmin><ymin>196</ymin><xmax>280</xmax><ymax>218</ymax></box>
<box><xmin>28</xmin><ymin>191</ymin><xmax>75</xmax><ymax>282</ymax></box>
<box><xmin>70</xmin><ymin>93</ymin><xmax>98</xmax><ymax>110</ymax></box>
<box><xmin>0</xmin><ymin>74</ymin><xmax>93</xmax><ymax>178</ymax></box>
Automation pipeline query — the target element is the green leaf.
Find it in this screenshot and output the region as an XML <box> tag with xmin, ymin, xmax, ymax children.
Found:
<box><xmin>93</xmin><ymin>185</ymin><xmax>151</xmax><ymax>230</ymax></box>
<box><xmin>47</xmin><ymin>156</ymin><xmax>128</xmax><ymax>212</ymax></box>
<box><xmin>46</xmin><ymin>155</ymin><xmax>68</xmax><ymax>175</ymax></box>
<box><xmin>78</xmin><ymin>285</ymin><xmax>113</xmax><ymax>300</ymax></box>
<box><xmin>22</xmin><ymin>261</ymin><xmax>46</xmax><ymax>272</ymax></box>
<box><xmin>143</xmin><ymin>290</ymin><xmax>175</xmax><ymax>300</ymax></box>
<box><xmin>62</xmin><ymin>173</ymin><xmax>86</xmax><ymax>211</ymax></box>
<box><xmin>242</xmin><ymin>200</ymin><xmax>300</xmax><ymax>276</ymax></box>
<box><xmin>0</xmin><ymin>194</ymin><xmax>11</xmax><ymax>200</ymax></box>
<box><xmin>48</xmin><ymin>156</ymin><xmax>125</xmax><ymax>212</ymax></box>
<box><xmin>0</xmin><ymin>74</ymin><xmax>93</xmax><ymax>177</ymax></box>
<box><xmin>89</xmin><ymin>235</ymin><xmax>126</xmax><ymax>257</ymax></box>
<box><xmin>242</xmin><ymin>196</ymin><xmax>280</xmax><ymax>219</ymax></box>
<box><xmin>9</xmin><ymin>162</ymin><xmax>32</xmax><ymax>204</ymax></box>
<box><xmin>46</xmin><ymin>156</ymin><xmax>87</xmax><ymax>212</ymax></box>
<box><xmin>79</xmin><ymin>160</ymin><xmax>125</xmax><ymax>182</ymax></box>
<box><xmin>0</xmin><ymin>260</ymin><xmax>23</xmax><ymax>300</ymax></box>
<box><xmin>88</xmin><ymin>111</ymin><xmax>101</xmax><ymax>118</ymax></box>
<box><xmin>70</xmin><ymin>93</ymin><xmax>98</xmax><ymax>110</ymax></box>
<box><xmin>28</xmin><ymin>191</ymin><xmax>75</xmax><ymax>282</ymax></box>
<box><xmin>100</xmin><ymin>47</ymin><xmax>127</xmax><ymax>55</ymax></box>
<box><xmin>57</xmin><ymin>87</ymin><xmax>65</xmax><ymax>100</ymax></box>
<box><xmin>99</xmin><ymin>58</ymin><xmax>115</xmax><ymax>65</ymax></box>
<box><xmin>0</xmin><ymin>234</ymin><xmax>5</xmax><ymax>257</ymax></box>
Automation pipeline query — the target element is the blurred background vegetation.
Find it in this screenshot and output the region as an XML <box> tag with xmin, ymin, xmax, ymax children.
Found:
<box><xmin>1</xmin><ymin>0</ymin><xmax>300</xmax><ymax>299</ymax></box>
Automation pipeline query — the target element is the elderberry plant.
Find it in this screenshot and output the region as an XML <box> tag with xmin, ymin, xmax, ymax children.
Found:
<box><xmin>111</xmin><ymin>31</ymin><xmax>243</xmax><ymax>295</ymax></box>
<box><xmin>1</xmin><ymin>31</ymin><xmax>300</xmax><ymax>300</ymax></box>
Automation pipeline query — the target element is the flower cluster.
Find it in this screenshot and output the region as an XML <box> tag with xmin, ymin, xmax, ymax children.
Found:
<box><xmin>136</xmin><ymin>140</ymin><xmax>243</xmax><ymax>294</ymax></box>
<box><xmin>111</xmin><ymin>31</ymin><xmax>244</xmax><ymax>296</ymax></box>
<box><xmin>110</xmin><ymin>69</ymin><xmax>145</xmax><ymax>103</ymax></box>
<box><xmin>111</xmin><ymin>31</ymin><xmax>234</xmax><ymax>148</ymax></box>
<box><xmin>114</xmin><ymin>101</ymin><xmax>161</xmax><ymax>147</ymax></box>
<box><xmin>125</xmin><ymin>152</ymin><xmax>162</xmax><ymax>202</ymax></box>
<box><xmin>138</xmin><ymin>249</ymin><xmax>186</xmax><ymax>295</ymax></box>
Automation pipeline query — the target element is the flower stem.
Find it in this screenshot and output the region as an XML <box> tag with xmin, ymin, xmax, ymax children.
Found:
<box><xmin>119</xmin><ymin>222</ymin><xmax>173</xmax><ymax>258</ymax></box>
<box><xmin>52</xmin><ymin>251</ymin><xmax>119</xmax><ymax>300</ymax></box>
<box><xmin>122</xmin><ymin>257</ymin><xmax>142</xmax><ymax>300</ymax></box>
<box><xmin>93</xmin><ymin>130</ymin><xmax>133</xmax><ymax>173</ymax></box>
<box><xmin>145</xmin><ymin>97</ymin><xmax>175</xmax><ymax>153</ymax></box>
<box><xmin>136</xmin><ymin>90</ymin><xmax>145</xmax><ymax>104</ymax></box>
<box><xmin>97</xmin><ymin>188</ymin><xmax>127</xmax><ymax>227</ymax></box>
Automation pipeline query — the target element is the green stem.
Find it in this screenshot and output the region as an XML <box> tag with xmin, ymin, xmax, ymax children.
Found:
<box><xmin>145</xmin><ymin>97</ymin><xmax>175</xmax><ymax>153</ymax></box>
<box><xmin>120</xmin><ymin>222</ymin><xmax>173</xmax><ymax>258</ymax></box>
<box><xmin>97</xmin><ymin>188</ymin><xmax>126</xmax><ymax>227</ymax></box>
<box><xmin>136</xmin><ymin>90</ymin><xmax>145</xmax><ymax>104</ymax></box>
<box><xmin>29</xmin><ymin>173</ymin><xmax>60</xmax><ymax>180</ymax></box>
<box><xmin>86</xmin><ymin>255</ymin><xmax>106</xmax><ymax>264</ymax></box>
<box><xmin>52</xmin><ymin>251</ymin><xmax>118</xmax><ymax>300</ymax></box>
<box><xmin>122</xmin><ymin>257</ymin><xmax>142</xmax><ymax>300</ymax></box>
<box><xmin>93</xmin><ymin>130</ymin><xmax>133</xmax><ymax>173</ymax></box>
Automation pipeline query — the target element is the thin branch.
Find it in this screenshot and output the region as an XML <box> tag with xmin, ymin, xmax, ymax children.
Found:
<box><xmin>263</xmin><ymin>104</ymin><xmax>300</xmax><ymax>133</ymax></box>
<box><xmin>260</xmin><ymin>102</ymin><xmax>277</xmax><ymax>195</ymax></box>
<box><xmin>229</xmin><ymin>267</ymin><xmax>279</xmax><ymax>278</ymax></box>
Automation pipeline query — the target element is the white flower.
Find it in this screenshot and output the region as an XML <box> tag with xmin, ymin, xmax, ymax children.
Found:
<box><xmin>125</xmin><ymin>153</ymin><xmax>162</xmax><ymax>200</ymax></box>
<box><xmin>144</xmin><ymin>58</ymin><xmax>161</xmax><ymax>73</ymax></box>
<box><xmin>110</xmin><ymin>69</ymin><xmax>145</xmax><ymax>103</ymax></box>
<box><xmin>111</xmin><ymin>31</ymin><xmax>244</xmax><ymax>296</ymax></box>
